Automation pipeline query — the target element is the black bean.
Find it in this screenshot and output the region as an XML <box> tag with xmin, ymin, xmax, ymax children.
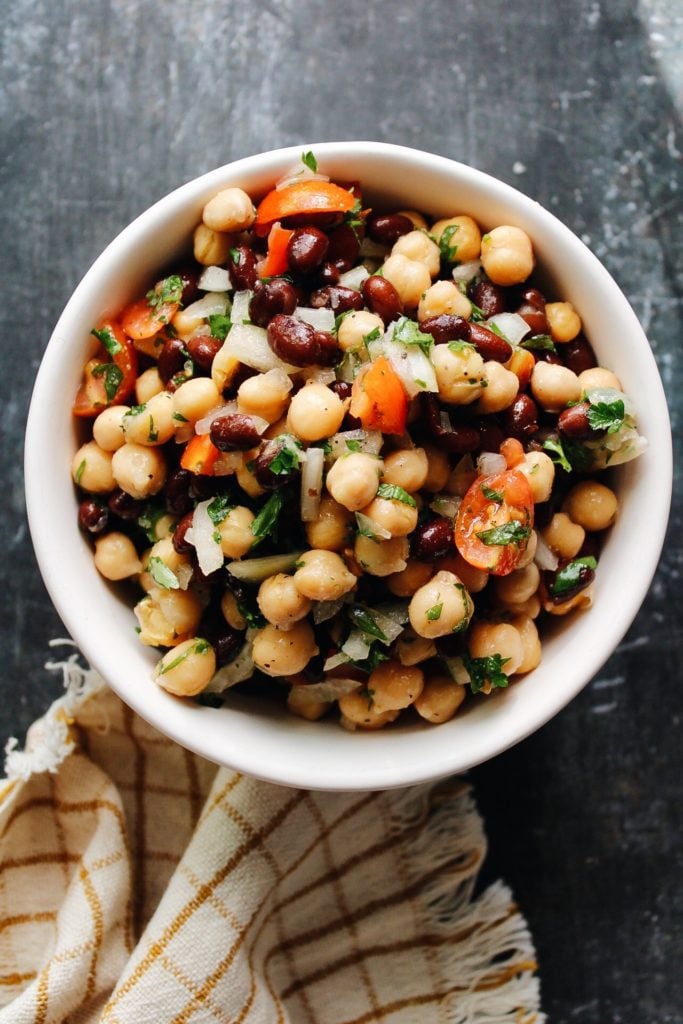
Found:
<box><xmin>210</xmin><ymin>412</ymin><xmax>261</xmax><ymax>451</ymax></box>
<box><xmin>558</xmin><ymin>402</ymin><xmax>593</xmax><ymax>439</ymax></box>
<box><xmin>420</xmin><ymin>314</ymin><xmax>471</xmax><ymax>345</ymax></box>
<box><xmin>330</xmin><ymin>380</ymin><xmax>352</xmax><ymax>401</ymax></box>
<box><xmin>172</xmin><ymin>511</ymin><xmax>195</xmax><ymax>553</ymax></box>
<box><xmin>186</xmin><ymin>333</ymin><xmax>222</xmax><ymax>371</ymax></box>
<box><xmin>518</xmin><ymin>287</ymin><xmax>546</xmax><ymax>310</ymax></box>
<box><xmin>361</xmin><ymin>275</ymin><xmax>403</xmax><ymax>324</ymax></box>
<box><xmin>158</xmin><ymin>336</ymin><xmax>190</xmax><ymax>385</ymax></box>
<box><xmin>228</xmin><ymin>245</ymin><xmax>258</xmax><ymax>291</ymax></box>
<box><xmin>78</xmin><ymin>499</ymin><xmax>108</xmax><ymax>534</ymax></box>
<box><xmin>316</xmin><ymin>261</ymin><xmax>341</xmax><ymax>285</ymax></box>
<box><xmin>326</xmin><ymin>224</ymin><xmax>361</xmax><ymax>268</ymax></box>
<box><xmin>517</xmin><ymin>305</ymin><xmax>549</xmax><ymax>336</ymax></box>
<box><xmin>108</xmin><ymin>489</ymin><xmax>146</xmax><ymax>520</ymax></box>
<box><xmin>267</xmin><ymin>314</ymin><xmax>320</xmax><ymax>366</ymax></box>
<box><xmin>367</xmin><ymin>212</ymin><xmax>414</xmax><ymax>246</ymax></box>
<box><xmin>469</xmin><ymin>322</ymin><xmax>513</xmax><ymax>362</ymax></box>
<box><xmin>309</xmin><ymin>285</ymin><xmax>364</xmax><ymax>314</ymax></box>
<box><xmin>286</xmin><ymin>227</ymin><xmax>329</xmax><ymax>274</ymax></box>
<box><xmin>471</xmin><ymin>279</ymin><xmax>505</xmax><ymax>318</ymax></box>
<box><xmin>422</xmin><ymin>395</ymin><xmax>480</xmax><ymax>453</ymax></box>
<box><xmin>164</xmin><ymin>468</ymin><xmax>194</xmax><ymax>516</ymax></box>
<box><xmin>412</xmin><ymin>518</ymin><xmax>454</xmax><ymax>561</ymax></box>
<box><xmin>313</xmin><ymin>330</ymin><xmax>340</xmax><ymax>366</ymax></box>
<box><xmin>500</xmin><ymin>394</ymin><xmax>539</xmax><ymax>439</ymax></box>
<box><xmin>213</xmin><ymin>627</ymin><xmax>244</xmax><ymax>667</ymax></box>
<box><xmin>473</xmin><ymin>419</ymin><xmax>505</xmax><ymax>454</ymax></box>
<box><xmin>176</xmin><ymin>265</ymin><xmax>201</xmax><ymax>305</ymax></box>
<box><xmin>562</xmin><ymin>334</ymin><xmax>597</xmax><ymax>375</ymax></box>
<box><xmin>249</xmin><ymin>279</ymin><xmax>298</xmax><ymax>328</ymax></box>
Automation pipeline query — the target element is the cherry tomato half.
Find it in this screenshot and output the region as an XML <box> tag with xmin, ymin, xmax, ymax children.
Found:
<box><xmin>72</xmin><ymin>320</ymin><xmax>137</xmax><ymax>417</ymax></box>
<box><xmin>455</xmin><ymin>468</ymin><xmax>534</xmax><ymax>576</ymax></box>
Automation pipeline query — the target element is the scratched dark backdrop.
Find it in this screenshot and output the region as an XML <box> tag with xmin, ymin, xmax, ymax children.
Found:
<box><xmin>2</xmin><ymin>1</ymin><xmax>681</xmax><ymax>1020</ymax></box>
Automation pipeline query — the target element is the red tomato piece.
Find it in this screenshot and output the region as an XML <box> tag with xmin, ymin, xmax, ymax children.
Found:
<box><xmin>120</xmin><ymin>275</ymin><xmax>183</xmax><ymax>340</ymax></box>
<box><xmin>72</xmin><ymin>321</ymin><xmax>137</xmax><ymax>417</ymax></box>
<box><xmin>254</xmin><ymin>180</ymin><xmax>357</xmax><ymax>236</ymax></box>
<box><xmin>258</xmin><ymin>222</ymin><xmax>295</xmax><ymax>279</ymax></box>
<box><xmin>455</xmin><ymin>469</ymin><xmax>534</xmax><ymax>576</ymax></box>
<box><xmin>349</xmin><ymin>357</ymin><xmax>408</xmax><ymax>436</ymax></box>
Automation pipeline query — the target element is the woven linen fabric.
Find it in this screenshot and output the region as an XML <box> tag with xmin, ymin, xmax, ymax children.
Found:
<box><xmin>0</xmin><ymin>648</ymin><xmax>544</xmax><ymax>1024</ymax></box>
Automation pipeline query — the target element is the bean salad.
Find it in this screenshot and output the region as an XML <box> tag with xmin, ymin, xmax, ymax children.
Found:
<box><xmin>71</xmin><ymin>152</ymin><xmax>646</xmax><ymax>730</ymax></box>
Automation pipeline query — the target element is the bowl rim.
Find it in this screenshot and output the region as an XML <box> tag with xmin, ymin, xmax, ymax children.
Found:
<box><xmin>25</xmin><ymin>141</ymin><xmax>673</xmax><ymax>790</ymax></box>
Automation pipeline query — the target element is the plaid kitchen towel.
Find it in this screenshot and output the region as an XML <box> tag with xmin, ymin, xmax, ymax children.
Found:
<box><xmin>0</xmin><ymin>644</ymin><xmax>544</xmax><ymax>1023</ymax></box>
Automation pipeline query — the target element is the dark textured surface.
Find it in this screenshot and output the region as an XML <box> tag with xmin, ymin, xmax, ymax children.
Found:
<box><xmin>2</xmin><ymin>1</ymin><xmax>681</xmax><ymax>1020</ymax></box>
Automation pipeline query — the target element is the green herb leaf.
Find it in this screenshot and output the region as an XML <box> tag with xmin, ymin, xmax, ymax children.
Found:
<box><xmin>487</xmin><ymin>321</ymin><xmax>506</xmax><ymax>339</ymax></box>
<box><xmin>359</xmin><ymin>686</ymin><xmax>375</xmax><ymax>710</ymax></box>
<box><xmin>137</xmin><ymin>505</ymin><xmax>166</xmax><ymax>542</ymax></box>
<box><xmin>207</xmin><ymin>495</ymin><xmax>234</xmax><ymax>526</ymax></box>
<box><xmin>346</xmin><ymin>439</ymin><xmax>363</xmax><ymax>453</ymax></box>
<box><xmin>208</xmin><ymin>313</ymin><xmax>231</xmax><ymax>341</ymax></box>
<box><xmin>521</xmin><ymin>334</ymin><xmax>557</xmax><ymax>353</ymax></box>
<box><xmin>438</xmin><ymin>224</ymin><xmax>460</xmax><ymax>263</ymax></box>
<box><xmin>91</xmin><ymin>326</ymin><xmax>121</xmax><ymax>356</ymax></box>
<box><xmin>448</xmin><ymin>339</ymin><xmax>477</xmax><ymax>353</ymax></box>
<box><xmin>158</xmin><ymin>637</ymin><xmax>211</xmax><ymax>675</ymax></box>
<box><xmin>301</xmin><ymin>150</ymin><xmax>318</xmax><ymax>172</ymax></box>
<box><xmin>351</xmin><ymin>645</ymin><xmax>389</xmax><ymax>673</ymax></box>
<box><xmin>586</xmin><ymin>399</ymin><xmax>625</xmax><ymax>434</ymax></box>
<box><xmin>469</xmin><ymin>302</ymin><xmax>487</xmax><ymax>322</ymax></box>
<box><xmin>481</xmin><ymin>484</ymin><xmax>504</xmax><ymax>502</ymax></box>
<box><xmin>543</xmin><ymin>437</ymin><xmax>594</xmax><ymax>473</ymax></box>
<box><xmin>173</xmin><ymin>411</ymin><xmax>189</xmax><ymax>423</ymax></box>
<box><xmin>463</xmin><ymin>653</ymin><xmax>510</xmax><ymax>694</ymax></box>
<box><xmin>92</xmin><ymin>362</ymin><xmax>123</xmax><ymax>402</ymax></box>
<box><xmin>426</xmin><ymin>603</ymin><xmax>443</xmax><ymax>621</ymax></box>
<box><xmin>475</xmin><ymin>521</ymin><xmax>531</xmax><ymax>546</ymax></box>
<box><xmin>344</xmin><ymin>196</ymin><xmax>364</xmax><ymax>234</ymax></box>
<box><xmin>348</xmin><ymin>606</ymin><xmax>388</xmax><ymax>643</ymax></box>
<box><xmin>75</xmin><ymin>459</ymin><xmax>86</xmax><ymax>485</ymax></box>
<box><xmin>392</xmin><ymin>316</ymin><xmax>433</xmax><ymax>355</ymax></box>
<box><xmin>146</xmin><ymin>274</ymin><xmax>184</xmax><ymax>310</ymax></box>
<box><xmin>251</xmin><ymin>491</ymin><xmax>284</xmax><ymax>545</ymax></box>
<box><xmin>376</xmin><ymin>484</ymin><xmax>417</xmax><ymax>507</ymax></box>
<box><xmin>148</xmin><ymin>556</ymin><xmax>180</xmax><ymax>590</ymax></box>
<box><xmin>125</xmin><ymin>403</ymin><xmax>147</xmax><ymax>417</ymax></box>
<box><xmin>268</xmin><ymin>442</ymin><xmax>302</xmax><ymax>476</ymax></box>
<box><xmin>363</xmin><ymin>327</ymin><xmax>381</xmax><ymax>343</ymax></box>
<box><xmin>147</xmin><ymin>415</ymin><xmax>158</xmax><ymax>443</ymax></box>
<box><xmin>236</xmin><ymin>597</ymin><xmax>267</xmax><ymax>630</ymax></box>
<box><xmin>550</xmin><ymin>556</ymin><xmax>598</xmax><ymax>598</ymax></box>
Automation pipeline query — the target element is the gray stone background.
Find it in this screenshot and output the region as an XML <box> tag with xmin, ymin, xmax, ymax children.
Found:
<box><xmin>2</xmin><ymin>0</ymin><xmax>681</xmax><ymax>1020</ymax></box>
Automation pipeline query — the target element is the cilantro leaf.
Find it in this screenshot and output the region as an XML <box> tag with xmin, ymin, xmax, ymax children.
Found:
<box><xmin>91</xmin><ymin>326</ymin><xmax>122</xmax><ymax>356</ymax></box>
<box><xmin>208</xmin><ymin>313</ymin><xmax>231</xmax><ymax>341</ymax></box>
<box><xmin>348</xmin><ymin>606</ymin><xmax>388</xmax><ymax>643</ymax></box>
<box><xmin>268</xmin><ymin>442</ymin><xmax>302</xmax><ymax>476</ymax></box>
<box><xmin>359</xmin><ymin>686</ymin><xmax>375</xmax><ymax>710</ymax></box>
<box><xmin>146</xmin><ymin>274</ymin><xmax>184</xmax><ymax>310</ymax></box>
<box><xmin>469</xmin><ymin>302</ymin><xmax>487</xmax><ymax>322</ymax></box>
<box><xmin>158</xmin><ymin>637</ymin><xmax>211</xmax><ymax>675</ymax></box>
<box><xmin>586</xmin><ymin>399</ymin><xmax>625</xmax><ymax>434</ymax></box>
<box><xmin>92</xmin><ymin>362</ymin><xmax>123</xmax><ymax>402</ymax></box>
<box><xmin>137</xmin><ymin>505</ymin><xmax>167</xmax><ymax>543</ymax></box>
<box><xmin>251</xmin><ymin>491</ymin><xmax>284</xmax><ymax>545</ymax></box>
<box><xmin>543</xmin><ymin>437</ymin><xmax>594</xmax><ymax>473</ymax></box>
<box><xmin>481</xmin><ymin>484</ymin><xmax>504</xmax><ymax>502</ymax></box>
<box><xmin>521</xmin><ymin>334</ymin><xmax>557</xmax><ymax>353</ymax></box>
<box><xmin>301</xmin><ymin>150</ymin><xmax>318</xmax><ymax>172</ymax></box>
<box><xmin>147</xmin><ymin>415</ymin><xmax>158</xmax><ymax>442</ymax></box>
<box><xmin>487</xmin><ymin>321</ymin><xmax>506</xmax><ymax>339</ymax></box>
<box><xmin>376</xmin><ymin>484</ymin><xmax>417</xmax><ymax>507</ymax></box>
<box><xmin>344</xmin><ymin>196</ymin><xmax>364</xmax><ymax>234</ymax></box>
<box><xmin>75</xmin><ymin>459</ymin><xmax>86</xmax><ymax>485</ymax></box>
<box><xmin>448</xmin><ymin>340</ymin><xmax>477</xmax><ymax>353</ymax></box>
<box><xmin>351</xmin><ymin>645</ymin><xmax>389</xmax><ymax>673</ymax></box>
<box><xmin>550</xmin><ymin>556</ymin><xmax>597</xmax><ymax>598</ymax></box>
<box><xmin>236</xmin><ymin>597</ymin><xmax>266</xmax><ymax>630</ymax></box>
<box><xmin>463</xmin><ymin>653</ymin><xmax>510</xmax><ymax>693</ymax></box>
<box><xmin>363</xmin><ymin>327</ymin><xmax>381</xmax><ymax>344</ymax></box>
<box><xmin>438</xmin><ymin>224</ymin><xmax>460</xmax><ymax>263</ymax></box>
<box><xmin>207</xmin><ymin>495</ymin><xmax>234</xmax><ymax>526</ymax></box>
<box><xmin>426</xmin><ymin>603</ymin><xmax>443</xmax><ymax>621</ymax></box>
<box><xmin>393</xmin><ymin>316</ymin><xmax>433</xmax><ymax>355</ymax></box>
<box><xmin>148</xmin><ymin>556</ymin><xmax>180</xmax><ymax>590</ymax></box>
<box><xmin>346</xmin><ymin>439</ymin><xmax>363</xmax><ymax>453</ymax></box>
<box><xmin>475</xmin><ymin>521</ymin><xmax>531</xmax><ymax>546</ymax></box>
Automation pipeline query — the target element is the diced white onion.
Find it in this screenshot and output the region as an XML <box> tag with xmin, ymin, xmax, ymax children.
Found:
<box><xmin>359</xmin><ymin>236</ymin><xmax>388</xmax><ymax>259</ymax></box>
<box><xmin>182</xmin><ymin>291</ymin><xmax>230</xmax><ymax>322</ymax></box>
<box><xmin>195</xmin><ymin>401</ymin><xmax>235</xmax><ymax>435</ymax></box>
<box><xmin>230</xmin><ymin>290</ymin><xmax>252</xmax><ymax>324</ymax></box>
<box><xmin>300</xmin><ymin>366</ymin><xmax>337</xmax><ymax>386</ymax></box>
<box><xmin>355</xmin><ymin>512</ymin><xmax>391</xmax><ymax>541</ymax></box>
<box><xmin>477</xmin><ymin>452</ymin><xmax>507</xmax><ymax>477</ymax></box>
<box><xmin>213</xmin><ymin>451</ymin><xmax>244</xmax><ymax>476</ymax></box>
<box><xmin>176</xmin><ymin>564</ymin><xmax>193</xmax><ymax>591</ymax></box>
<box><xmin>485</xmin><ymin>313</ymin><xmax>531</xmax><ymax>346</ymax></box>
<box><xmin>328</xmin><ymin>429</ymin><xmax>383</xmax><ymax>460</ymax></box>
<box><xmin>338</xmin><ymin>265</ymin><xmax>370</xmax><ymax>291</ymax></box>
<box><xmin>204</xmin><ymin>638</ymin><xmax>254</xmax><ymax>693</ymax></box>
<box><xmin>451</xmin><ymin>259</ymin><xmax>482</xmax><ymax>284</ymax></box>
<box><xmin>186</xmin><ymin>500</ymin><xmax>224</xmax><ymax>576</ymax></box>
<box><xmin>367</xmin><ymin>333</ymin><xmax>438</xmax><ymax>397</ymax></box>
<box><xmin>198</xmin><ymin>265</ymin><xmax>232</xmax><ymax>292</ymax></box>
<box><xmin>290</xmin><ymin>677</ymin><xmax>362</xmax><ymax>704</ymax></box>
<box><xmin>226</xmin><ymin>551</ymin><xmax>304</xmax><ymax>582</ymax></box>
<box><xmin>341</xmin><ymin>630</ymin><xmax>371</xmax><ymax>662</ymax></box>
<box><xmin>301</xmin><ymin>446</ymin><xmax>325</xmax><ymax>522</ymax></box>
<box><xmin>222</xmin><ymin>323</ymin><xmax>299</xmax><ymax>374</ymax></box>
<box><xmin>371</xmin><ymin>606</ymin><xmax>408</xmax><ymax>644</ymax></box>
<box><xmin>295</xmin><ymin>306</ymin><xmax>336</xmax><ymax>332</ymax></box>
<box><xmin>429</xmin><ymin>495</ymin><xmax>462</xmax><ymax>519</ymax></box>
<box><xmin>534</xmin><ymin>533</ymin><xmax>559</xmax><ymax>572</ymax></box>
<box><xmin>313</xmin><ymin>598</ymin><xmax>345</xmax><ymax>624</ymax></box>
<box><xmin>602</xmin><ymin>434</ymin><xmax>648</xmax><ymax>466</ymax></box>
<box><xmin>323</xmin><ymin>651</ymin><xmax>352</xmax><ymax>672</ymax></box>
<box><xmin>275</xmin><ymin>164</ymin><xmax>330</xmax><ymax>190</ymax></box>
<box><xmin>584</xmin><ymin>386</ymin><xmax>635</xmax><ymax>417</ymax></box>
<box><xmin>442</xmin><ymin>656</ymin><xmax>471</xmax><ymax>686</ymax></box>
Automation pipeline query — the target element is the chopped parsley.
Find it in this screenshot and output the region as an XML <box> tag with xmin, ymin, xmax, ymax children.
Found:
<box><xmin>393</xmin><ymin>316</ymin><xmax>433</xmax><ymax>355</ymax></box>
<box><xmin>251</xmin><ymin>491</ymin><xmax>284</xmax><ymax>544</ymax></box>
<box><xmin>359</xmin><ymin>686</ymin><xmax>376</xmax><ymax>710</ymax></box>
<box><xmin>158</xmin><ymin>637</ymin><xmax>211</xmax><ymax>675</ymax></box>
<box><xmin>348</xmin><ymin>606</ymin><xmax>388</xmax><ymax>643</ymax></box>
<box><xmin>148</xmin><ymin>556</ymin><xmax>180</xmax><ymax>590</ymax></box>
<box><xmin>481</xmin><ymin>484</ymin><xmax>504</xmax><ymax>502</ymax></box>
<box><xmin>92</xmin><ymin>362</ymin><xmax>123</xmax><ymax>402</ymax></box>
<box><xmin>376</xmin><ymin>484</ymin><xmax>417</xmax><ymax>507</ymax></box>
<box><xmin>463</xmin><ymin>653</ymin><xmax>510</xmax><ymax>694</ymax></box>
<box><xmin>147</xmin><ymin>416</ymin><xmax>158</xmax><ymax>442</ymax></box>
<box><xmin>586</xmin><ymin>399</ymin><xmax>625</xmax><ymax>434</ymax></box>
<box><xmin>229</xmin><ymin>247</ymin><xmax>241</xmax><ymax>264</ymax></box>
<box><xmin>344</xmin><ymin>196</ymin><xmax>364</xmax><ymax>234</ymax></box>
<box><xmin>426</xmin><ymin>603</ymin><xmax>443</xmax><ymax>621</ymax></box>
<box><xmin>469</xmin><ymin>302</ymin><xmax>487</xmax><ymax>323</ymax></box>
<box><xmin>75</xmin><ymin>459</ymin><xmax>86</xmax><ymax>485</ymax></box>
<box><xmin>487</xmin><ymin>321</ymin><xmax>506</xmax><ymax>339</ymax></box>
<box><xmin>125</xmin><ymin>403</ymin><xmax>147</xmax><ymax>417</ymax></box>
<box><xmin>521</xmin><ymin>334</ymin><xmax>557</xmax><ymax>353</ymax></box>
<box><xmin>346</xmin><ymin>439</ymin><xmax>363</xmax><ymax>453</ymax></box>
<box><xmin>448</xmin><ymin>339</ymin><xmax>477</xmax><ymax>354</ymax></box>
<box><xmin>550</xmin><ymin>556</ymin><xmax>597</xmax><ymax>598</ymax></box>
<box><xmin>301</xmin><ymin>150</ymin><xmax>318</xmax><ymax>172</ymax></box>
<box><xmin>236</xmin><ymin>597</ymin><xmax>266</xmax><ymax>630</ymax></box>
<box><xmin>146</xmin><ymin>274</ymin><xmax>184</xmax><ymax>310</ymax></box>
<box><xmin>91</xmin><ymin>326</ymin><xmax>121</xmax><ymax>356</ymax></box>
<box><xmin>137</xmin><ymin>506</ymin><xmax>167</xmax><ymax>542</ymax></box>
<box><xmin>173</xmin><ymin>411</ymin><xmax>189</xmax><ymax>423</ymax></box>
<box><xmin>351</xmin><ymin>645</ymin><xmax>389</xmax><ymax>674</ymax></box>
<box><xmin>208</xmin><ymin>313</ymin><xmax>231</xmax><ymax>341</ymax></box>
<box><xmin>543</xmin><ymin>437</ymin><xmax>594</xmax><ymax>473</ymax></box>
<box><xmin>268</xmin><ymin>441</ymin><xmax>302</xmax><ymax>476</ymax></box>
<box><xmin>438</xmin><ymin>224</ymin><xmax>459</xmax><ymax>263</ymax></box>
<box><xmin>207</xmin><ymin>495</ymin><xmax>234</xmax><ymax>526</ymax></box>
<box><xmin>476</xmin><ymin>521</ymin><xmax>531</xmax><ymax>546</ymax></box>
<box><xmin>363</xmin><ymin>327</ymin><xmax>381</xmax><ymax>344</ymax></box>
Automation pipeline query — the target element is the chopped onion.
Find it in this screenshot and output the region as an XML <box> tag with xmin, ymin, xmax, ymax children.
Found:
<box><xmin>584</xmin><ymin>386</ymin><xmax>635</xmax><ymax>417</ymax></box>
<box><xmin>323</xmin><ymin>651</ymin><xmax>351</xmax><ymax>672</ymax></box>
<box><xmin>359</xmin><ymin>236</ymin><xmax>388</xmax><ymax>259</ymax></box>
<box><xmin>198</xmin><ymin>265</ymin><xmax>232</xmax><ymax>292</ymax></box>
<box><xmin>371</xmin><ymin>606</ymin><xmax>408</xmax><ymax>644</ymax></box>
<box><xmin>226</xmin><ymin>551</ymin><xmax>303</xmax><ymax>582</ymax></box>
<box><xmin>230</xmin><ymin>290</ymin><xmax>252</xmax><ymax>324</ymax></box>
<box><xmin>534</xmin><ymin>532</ymin><xmax>559</xmax><ymax>572</ymax></box>
<box><xmin>485</xmin><ymin>313</ymin><xmax>531</xmax><ymax>346</ymax></box>
<box><xmin>451</xmin><ymin>259</ymin><xmax>482</xmax><ymax>284</ymax></box>
<box><xmin>429</xmin><ymin>495</ymin><xmax>462</xmax><ymax>519</ymax></box>
<box><xmin>291</xmin><ymin>677</ymin><xmax>361</xmax><ymax>704</ymax></box>
<box><xmin>355</xmin><ymin>512</ymin><xmax>391</xmax><ymax>541</ymax></box>
<box><xmin>223</xmin><ymin>323</ymin><xmax>299</xmax><ymax>374</ymax></box>
<box><xmin>174</xmin><ymin>421</ymin><xmax>194</xmax><ymax>445</ymax></box>
<box><xmin>338</xmin><ymin>265</ymin><xmax>370</xmax><ymax>291</ymax></box>
<box><xmin>300</xmin><ymin>366</ymin><xmax>337</xmax><ymax>386</ymax></box>
<box><xmin>204</xmin><ymin>638</ymin><xmax>254</xmax><ymax>693</ymax></box>
<box><xmin>301</xmin><ymin>446</ymin><xmax>324</xmax><ymax>522</ymax></box>
<box><xmin>275</xmin><ymin>164</ymin><xmax>330</xmax><ymax>190</ymax></box>
<box><xmin>295</xmin><ymin>306</ymin><xmax>336</xmax><ymax>332</ymax></box>
<box><xmin>181</xmin><ymin>291</ymin><xmax>230</xmax><ymax>322</ymax></box>
<box><xmin>341</xmin><ymin>630</ymin><xmax>371</xmax><ymax>662</ymax></box>
<box><xmin>186</xmin><ymin>500</ymin><xmax>224</xmax><ymax>576</ymax></box>
<box><xmin>442</xmin><ymin>656</ymin><xmax>471</xmax><ymax>686</ymax></box>
<box><xmin>213</xmin><ymin>451</ymin><xmax>243</xmax><ymax>476</ymax></box>
<box><xmin>368</xmin><ymin>333</ymin><xmax>438</xmax><ymax>397</ymax></box>
<box><xmin>328</xmin><ymin>429</ymin><xmax>383</xmax><ymax>460</ymax></box>
<box><xmin>477</xmin><ymin>452</ymin><xmax>507</xmax><ymax>477</ymax></box>
<box><xmin>313</xmin><ymin>598</ymin><xmax>345</xmax><ymax>624</ymax></box>
<box><xmin>175</xmin><ymin>564</ymin><xmax>193</xmax><ymax>591</ymax></box>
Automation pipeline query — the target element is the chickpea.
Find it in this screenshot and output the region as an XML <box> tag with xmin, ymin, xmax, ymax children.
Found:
<box><xmin>354</xmin><ymin>534</ymin><xmax>409</xmax><ymax>577</ymax></box>
<box><xmin>94</xmin><ymin>532</ymin><xmax>142</xmax><ymax>580</ymax></box>
<box><xmin>217</xmin><ymin>505</ymin><xmax>255</xmax><ymax>558</ymax></box>
<box><xmin>578</xmin><ymin>366</ymin><xmax>623</xmax><ymax>392</ymax></box>
<box><xmin>387</xmin><ymin>559</ymin><xmax>433</xmax><ymax>598</ymax></box>
<box><xmin>409</xmin><ymin>570</ymin><xmax>474</xmax><ymax>640</ymax></box>
<box><xmin>172</xmin><ymin>305</ymin><xmax>208</xmax><ymax>341</ymax></box>
<box><xmin>480</xmin><ymin>225</ymin><xmax>534</xmax><ymax>286</ymax></box>
<box><xmin>509</xmin><ymin>616</ymin><xmax>541</xmax><ymax>674</ymax></box>
<box><xmin>173</xmin><ymin>378</ymin><xmax>221</xmax><ymax>424</ymax></box>
<box><xmin>235</xmin><ymin>453</ymin><xmax>265</xmax><ymax>498</ymax></box>
<box><xmin>326</xmin><ymin>453</ymin><xmax>382</xmax><ymax>511</ymax></box>
<box><xmin>264</xmin><ymin>415</ymin><xmax>289</xmax><ymax>439</ymax></box>
<box><xmin>221</xmin><ymin>589</ymin><xmax>247</xmax><ymax>631</ymax></box>
<box><xmin>193</xmin><ymin>223</ymin><xmax>234</xmax><ymax>266</ymax></box>
<box><xmin>93</xmin><ymin>405</ymin><xmax>130</xmax><ymax>452</ymax></box>
<box><xmin>154</xmin><ymin>637</ymin><xmax>216</xmax><ymax>696</ymax></box>
<box><xmin>257</xmin><ymin>573</ymin><xmax>312</xmax><ymax>629</ymax></box>
<box><xmin>530</xmin><ymin>361</ymin><xmax>581</xmax><ymax>412</ymax></box>
<box><xmin>545</xmin><ymin>301</ymin><xmax>581</xmax><ymax>343</ymax></box>
<box><xmin>305</xmin><ymin>496</ymin><xmax>353</xmax><ymax>551</ymax></box>
<box><xmin>418</xmin><ymin>280</ymin><xmax>472</xmax><ymax>322</ymax></box>
<box><xmin>293</xmin><ymin>549</ymin><xmax>357</xmax><ymax>602</ymax></box>
<box><xmin>432</xmin><ymin>344</ymin><xmax>486</xmax><ymax>404</ymax></box>
<box><xmin>468</xmin><ymin>621</ymin><xmax>524</xmax><ymax>677</ymax></box>
<box><xmin>392</xmin><ymin>230</ymin><xmax>440</xmax><ymax>276</ymax></box>
<box><xmin>493</xmin><ymin>562</ymin><xmax>540</xmax><ymax>606</ymax></box>
<box><xmin>149</xmin><ymin>512</ymin><xmax>177</xmax><ymax>542</ymax></box>
<box><xmin>112</xmin><ymin>443</ymin><xmax>167</xmax><ymax>499</ymax></box>
<box><xmin>360</xmin><ymin>495</ymin><xmax>418</xmax><ymax>538</ymax></box>
<box><xmin>212</xmin><ymin>344</ymin><xmax>240</xmax><ymax>393</ymax></box>
<box><xmin>422</xmin><ymin>444</ymin><xmax>450</xmax><ymax>493</ymax></box>
<box><xmin>72</xmin><ymin>441</ymin><xmax>114</xmax><ymax>494</ymax></box>
<box><xmin>135</xmin><ymin>587</ymin><xmax>203</xmax><ymax>646</ymax></box>
<box><xmin>496</xmin><ymin>593</ymin><xmax>541</xmax><ymax>620</ymax></box>
<box><xmin>542</xmin><ymin>513</ymin><xmax>585</xmax><ymax>559</ymax></box>
<box><xmin>563</xmin><ymin>481</ymin><xmax>618</xmax><ymax>532</ymax></box>
<box><xmin>517</xmin><ymin>451</ymin><xmax>555</xmax><ymax>503</ymax></box>
<box><xmin>122</xmin><ymin>392</ymin><xmax>175</xmax><ymax>446</ymax></box>
<box><xmin>516</xmin><ymin>528</ymin><xmax>538</xmax><ymax>569</ymax></box>
<box><xmin>337</xmin><ymin>310</ymin><xmax>384</xmax><ymax>353</ymax></box>
<box><xmin>414</xmin><ymin>676</ymin><xmax>467</xmax><ymax>724</ymax></box>
<box><xmin>476</xmin><ymin>361</ymin><xmax>519</xmax><ymax>414</ymax></box>
<box><xmin>439</xmin><ymin>553</ymin><xmax>489</xmax><ymax>594</ymax></box>
<box><xmin>430</xmin><ymin>215</ymin><xmax>482</xmax><ymax>263</ymax></box>
<box><xmin>338</xmin><ymin>692</ymin><xmax>399</xmax><ymax>731</ymax></box>
<box><xmin>286</xmin><ymin>383</ymin><xmax>345</xmax><ymax>442</ymax></box>
<box><xmin>202</xmin><ymin>187</ymin><xmax>255</xmax><ymax>233</ymax></box>
<box><xmin>135</xmin><ymin>366</ymin><xmax>164</xmax><ymax>404</ymax></box>
<box><xmin>140</xmin><ymin>538</ymin><xmax>192</xmax><ymax>592</ymax></box>
<box><xmin>237</xmin><ymin>370</ymin><xmax>292</xmax><ymax>424</ymax></box>
<box><xmin>382</xmin><ymin>447</ymin><xmax>429</xmax><ymax>493</ymax></box>
<box><xmin>396</xmin><ymin>630</ymin><xmax>437</xmax><ymax>666</ymax></box>
<box><xmin>397</xmin><ymin>209</ymin><xmax>429</xmax><ymax>231</ymax></box>
<box><xmin>369</xmin><ymin>659</ymin><xmax>424</xmax><ymax>714</ymax></box>
<box><xmin>287</xmin><ymin>687</ymin><xmax>330</xmax><ymax>721</ymax></box>
<box><xmin>252</xmin><ymin>621</ymin><xmax>319</xmax><ymax>677</ymax></box>
<box><xmin>381</xmin><ymin>253</ymin><xmax>432</xmax><ymax>308</ymax></box>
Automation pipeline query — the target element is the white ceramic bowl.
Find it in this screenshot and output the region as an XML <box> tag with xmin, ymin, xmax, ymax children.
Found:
<box><xmin>25</xmin><ymin>142</ymin><xmax>672</xmax><ymax>790</ymax></box>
